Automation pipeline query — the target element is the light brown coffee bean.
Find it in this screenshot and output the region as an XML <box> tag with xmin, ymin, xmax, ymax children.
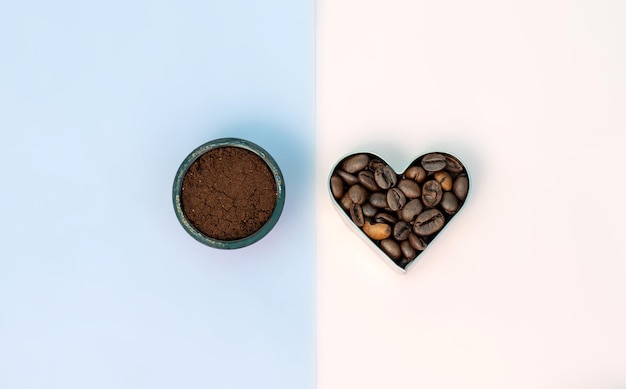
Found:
<box><xmin>362</xmin><ymin>221</ymin><xmax>392</xmax><ymax>240</ymax></box>
<box><xmin>434</xmin><ymin>171</ymin><xmax>453</xmax><ymax>191</ymax></box>
<box><xmin>406</xmin><ymin>166</ymin><xmax>427</xmax><ymax>183</ymax></box>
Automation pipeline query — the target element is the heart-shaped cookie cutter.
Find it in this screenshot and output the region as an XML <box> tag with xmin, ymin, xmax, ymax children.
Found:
<box><xmin>328</xmin><ymin>151</ymin><xmax>471</xmax><ymax>273</ymax></box>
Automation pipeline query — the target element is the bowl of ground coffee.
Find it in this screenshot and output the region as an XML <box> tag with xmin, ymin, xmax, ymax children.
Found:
<box><xmin>173</xmin><ymin>137</ymin><xmax>285</xmax><ymax>249</ymax></box>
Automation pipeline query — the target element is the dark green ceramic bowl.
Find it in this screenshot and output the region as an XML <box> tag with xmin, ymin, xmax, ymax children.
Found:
<box><xmin>173</xmin><ymin>137</ymin><xmax>285</xmax><ymax>249</ymax></box>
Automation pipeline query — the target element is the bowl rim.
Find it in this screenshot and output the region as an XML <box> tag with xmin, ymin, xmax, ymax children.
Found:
<box><xmin>172</xmin><ymin>137</ymin><xmax>285</xmax><ymax>249</ymax></box>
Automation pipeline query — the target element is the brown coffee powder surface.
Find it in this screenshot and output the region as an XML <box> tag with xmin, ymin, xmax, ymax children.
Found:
<box><xmin>181</xmin><ymin>146</ymin><xmax>277</xmax><ymax>241</ymax></box>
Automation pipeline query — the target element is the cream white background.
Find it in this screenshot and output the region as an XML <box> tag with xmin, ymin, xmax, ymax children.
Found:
<box><xmin>317</xmin><ymin>1</ymin><xmax>626</xmax><ymax>388</ymax></box>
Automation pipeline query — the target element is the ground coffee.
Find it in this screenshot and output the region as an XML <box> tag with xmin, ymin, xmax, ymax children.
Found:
<box><xmin>181</xmin><ymin>146</ymin><xmax>277</xmax><ymax>241</ymax></box>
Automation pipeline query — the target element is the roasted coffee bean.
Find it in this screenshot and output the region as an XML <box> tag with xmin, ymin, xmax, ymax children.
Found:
<box><xmin>363</xmin><ymin>221</ymin><xmax>391</xmax><ymax>240</ymax></box>
<box><xmin>380</xmin><ymin>239</ymin><xmax>401</xmax><ymax>259</ymax></box>
<box><xmin>358</xmin><ymin>170</ymin><xmax>380</xmax><ymax>191</ymax></box>
<box><xmin>337</xmin><ymin>170</ymin><xmax>359</xmax><ymax>185</ymax></box>
<box><xmin>400</xmin><ymin>199</ymin><xmax>423</xmax><ymax>222</ymax></box>
<box><xmin>393</xmin><ymin>221</ymin><xmax>411</xmax><ymax>241</ymax></box>
<box><xmin>368</xmin><ymin>159</ymin><xmax>386</xmax><ymax>171</ymax></box>
<box><xmin>347</xmin><ymin>184</ymin><xmax>368</xmax><ymax>205</ymax></box>
<box><xmin>369</xmin><ymin>192</ymin><xmax>388</xmax><ymax>208</ymax></box>
<box><xmin>401</xmin><ymin>240</ymin><xmax>417</xmax><ymax>260</ymax></box>
<box><xmin>397</xmin><ymin>179</ymin><xmax>421</xmax><ymax>198</ymax></box>
<box><xmin>422</xmin><ymin>180</ymin><xmax>443</xmax><ymax>207</ymax></box>
<box><xmin>405</xmin><ymin>166</ymin><xmax>427</xmax><ymax>183</ymax></box>
<box><xmin>453</xmin><ymin>174</ymin><xmax>469</xmax><ymax>200</ymax></box>
<box><xmin>434</xmin><ymin>171</ymin><xmax>453</xmax><ymax>191</ymax></box>
<box><xmin>395</xmin><ymin>256</ymin><xmax>412</xmax><ymax>269</ymax></box>
<box><xmin>362</xmin><ymin>203</ymin><xmax>377</xmax><ymax>217</ymax></box>
<box><xmin>386</xmin><ymin>188</ymin><xmax>406</xmax><ymax>211</ymax></box>
<box><xmin>330</xmin><ymin>176</ymin><xmax>344</xmax><ymax>199</ymax></box>
<box><xmin>374</xmin><ymin>212</ymin><xmax>397</xmax><ymax>225</ymax></box>
<box><xmin>445</xmin><ymin>155</ymin><xmax>464</xmax><ymax>174</ymax></box>
<box><xmin>408</xmin><ymin>233</ymin><xmax>427</xmax><ymax>251</ymax></box>
<box><xmin>342</xmin><ymin>154</ymin><xmax>370</xmax><ymax>173</ymax></box>
<box><xmin>405</xmin><ymin>166</ymin><xmax>418</xmax><ymax>179</ymax></box>
<box><xmin>350</xmin><ymin>203</ymin><xmax>365</xmax><ymax>226</ymax></box>
<box><xmin>374</xmin><ymin>165</ymin><xmax>397</xmax><ymax>189</ymax></box>
<box><xmin>441</xmin><ymin>192</ymin><xmax>460</xmax><ymax>214</ymax></box>
<box><xmin>339</xmin><ymin>193</ymin><xmax>352</xmax><ymax>210</ymax></box>
<box><xmin>413</xmin><ymin>209</ymin><xmax>445</xmax><ymax>236</ymax></box>
<box><xmin>421</xmin><ymin>153</ymin><xmax>447</xmax><ymax>172</ymax></box>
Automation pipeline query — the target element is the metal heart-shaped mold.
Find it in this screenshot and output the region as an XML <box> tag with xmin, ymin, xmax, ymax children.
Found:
<box><xmin>329</xmin><ymin>152</ymin><xmax>470</xmax><ymax>273</ymax></box>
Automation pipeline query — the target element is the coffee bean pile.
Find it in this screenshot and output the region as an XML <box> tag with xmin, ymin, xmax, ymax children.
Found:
<box><xmin>330</xmin><ymin>152</ymin><xmax>469</xmax><ymax>269</ymax></box>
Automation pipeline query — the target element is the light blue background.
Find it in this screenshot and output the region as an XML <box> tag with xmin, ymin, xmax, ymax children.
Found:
<box><xmin>0</xmin><ymin>1</ymin><xmax>315</xmax><ymax>388</ymax></box>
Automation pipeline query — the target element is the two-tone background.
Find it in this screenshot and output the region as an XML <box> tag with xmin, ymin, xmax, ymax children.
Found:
<box><xmin>2</xmin><ymin>1</ymin><xmax>626</xmax><ymax>388</ymax></box>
